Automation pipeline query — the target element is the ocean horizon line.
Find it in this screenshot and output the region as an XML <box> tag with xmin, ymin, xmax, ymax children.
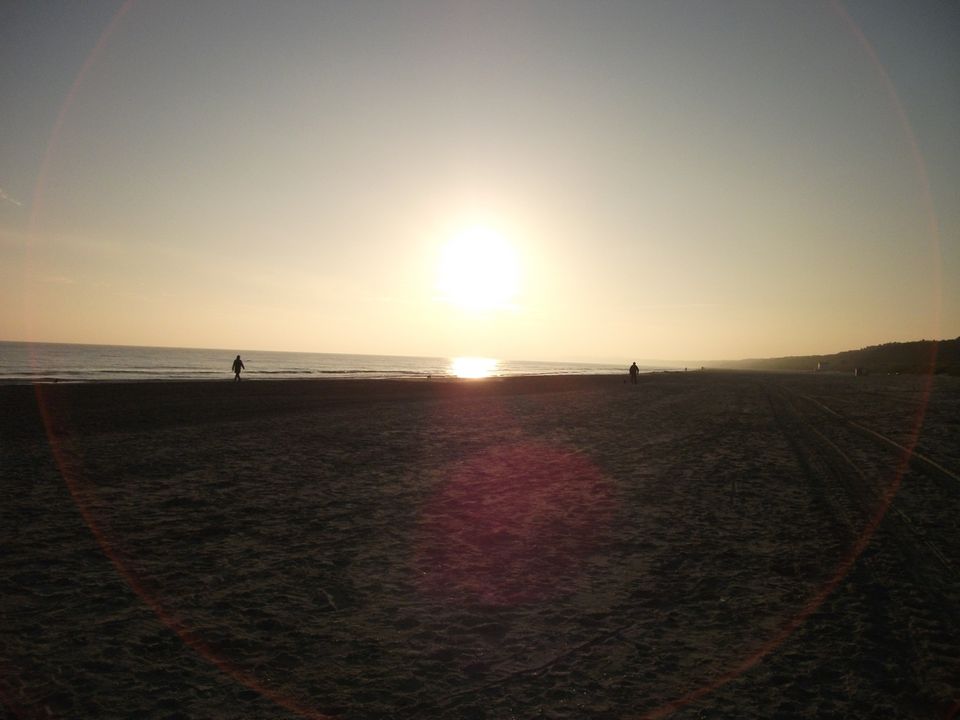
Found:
<box><xmin>0</xmin><ymin>338</ymin><xmax>658</xmax><ymax>368</ymax></box>
<box><xmin>0</xmin><ymin>340</ymin><xmax>674</xmax><ymax>384</ymax></box>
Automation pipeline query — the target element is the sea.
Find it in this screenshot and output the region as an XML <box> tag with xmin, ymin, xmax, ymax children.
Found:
<box><xmin>0</xmin><ymin>341</ymin><xmax>665</xmax><ymax>384</ymax></box>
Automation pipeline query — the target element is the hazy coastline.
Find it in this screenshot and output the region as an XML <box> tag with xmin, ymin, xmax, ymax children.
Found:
<box><xmin>706</xmin><ymin>338</ymin><xmax>960</xmax><ymax>376</ymax></box>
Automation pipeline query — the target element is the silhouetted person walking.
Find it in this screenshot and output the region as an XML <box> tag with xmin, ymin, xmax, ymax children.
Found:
<box><xmin>629</xmin><ymin>361</ymin><xmax>639</xmax><ymax>385</ymax></box>
<box><xmin>232</xmin><ymin>354</ymin><xmax>245</xmax><ymax>382</ymax></box>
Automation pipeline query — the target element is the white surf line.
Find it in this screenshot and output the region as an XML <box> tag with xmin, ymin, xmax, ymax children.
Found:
<box><xmin>798</xmin><ymin>393</ymin><xmax>960</xmax><ymax>485</ymax></box>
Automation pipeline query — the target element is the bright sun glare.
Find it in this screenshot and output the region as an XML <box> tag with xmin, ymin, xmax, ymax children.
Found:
<box><xmin>437</xmin><ymin>226</ymin><xmax>520</xmax><ymax>312</ymax></box>
<box><xmin>450</xmin><ymin>356</ymin><xmax>498</xmax><ymax>379</ymax></box>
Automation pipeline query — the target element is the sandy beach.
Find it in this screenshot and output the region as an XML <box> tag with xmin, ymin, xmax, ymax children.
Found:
<box><xmin>1</xmin><ymin>371</ymin><xmax>958</xmax><ymax>719</ymax></box>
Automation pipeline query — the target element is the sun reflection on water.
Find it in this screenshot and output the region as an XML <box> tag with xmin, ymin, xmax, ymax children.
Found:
<box><xmin>450</xmin><ymin>357</ymin><xmax>498</xmax><ymax>379</ymax></box>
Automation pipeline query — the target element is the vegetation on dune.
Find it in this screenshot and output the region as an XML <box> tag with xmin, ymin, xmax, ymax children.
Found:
<box><xmin>708</xmin><ymin>338</ymin><xmax>960</xmax><ymax>376</ymax></box>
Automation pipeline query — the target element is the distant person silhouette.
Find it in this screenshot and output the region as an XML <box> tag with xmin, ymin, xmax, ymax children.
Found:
<box><xmin>232</xmin><ymin>354</ymin><xmax>245</xmax><ymax>382</ymax></box>
<box><xmin>629</xmin><ymin>361</ymin><xmax>639</xmax><ymax>385</ymax></box>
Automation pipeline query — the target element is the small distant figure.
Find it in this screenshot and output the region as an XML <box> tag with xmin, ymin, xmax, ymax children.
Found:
<box><xmin>232</xmin><ymin>354</ymin><xmax>245</xmax><ymax>382</ymax></box>
<box><xmin>629</xmin><ymin>361</ymin><xmax>639</xmax><ymax>385</ymax></box>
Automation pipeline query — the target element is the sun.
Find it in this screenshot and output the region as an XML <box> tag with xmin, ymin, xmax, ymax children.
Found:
<box><xmin>437</xmin><ymin>225</ymin><xmax>520</xmax><ymax>312</ymax></box>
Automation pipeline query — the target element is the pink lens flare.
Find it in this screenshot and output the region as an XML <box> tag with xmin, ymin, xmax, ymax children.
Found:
<box><xmin>414</xmin><ymin>440</ymin><xmax>617</xmax><ymax>607</ymax></box>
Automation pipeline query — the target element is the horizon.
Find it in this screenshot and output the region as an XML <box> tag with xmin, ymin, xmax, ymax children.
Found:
<box><xmin>3</xmin><ymin>333</ymin><xmax>955</xmax><ymax>370</ymax></box>
<box><xmin>2</xmin><ymin>2</ymin><xmax>958</xmax><ymax>360</ymax></box>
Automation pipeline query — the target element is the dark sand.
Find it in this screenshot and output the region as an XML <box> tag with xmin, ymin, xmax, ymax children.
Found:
<box><xmin>1</xmin><ymin>372</ymin><xmax>958</xmax><ymax>719</ymax></box>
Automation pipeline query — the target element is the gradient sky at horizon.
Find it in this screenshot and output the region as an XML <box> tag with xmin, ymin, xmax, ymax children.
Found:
<box><xmin>1</xmin><ymin>1</ymin><xmax>957</xmax><ymax>363</ymax></box>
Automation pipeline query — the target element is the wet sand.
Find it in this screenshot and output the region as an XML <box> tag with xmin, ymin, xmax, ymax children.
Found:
<box><xmin>1</xmin><ymin>372</ymin><xmax>958</xmax><ymax>719</ymax></box>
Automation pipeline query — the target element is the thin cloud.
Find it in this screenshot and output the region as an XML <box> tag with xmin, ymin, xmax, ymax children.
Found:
<box><xmin>0</xmin><ymin>187</ymin><xmax>23</xmax><ymax>207</ymax></box>
<box><xmin>34</xmin><ymin>274</ymin><xmax>77</xmax><ymax>285</ymax></box>
<box><xmin>636</xmin><ymin>303</ymin><xmax>721</xmax><ymax>309</ymax></box>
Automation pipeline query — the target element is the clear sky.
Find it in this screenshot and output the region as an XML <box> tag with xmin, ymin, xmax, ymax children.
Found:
<box><xmin>1</xmin><ymin>1</ymin><xmax>957</xmax><ymax>362</ymax></box>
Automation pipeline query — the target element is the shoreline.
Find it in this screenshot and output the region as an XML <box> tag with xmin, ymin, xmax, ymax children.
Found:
<box><xmin>1</xmin><ymin>364</ymin><xmax>945</xmax><ymax>387</ymax></box>
<box><xmin>0</xmin><ymin>371</ymin><xmax>632</xmax><ymax>387</ymax></box>
<box><xmin>3</xmin><ymin>369</ymin><xmax>952</xmax><ymax>439</ymax></box>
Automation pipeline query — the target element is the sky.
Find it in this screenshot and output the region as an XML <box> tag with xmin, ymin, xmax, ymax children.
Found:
<box><xmin>1</xmin><ymin>1</ymin><xmax>957</xmax><ymax>363</ymax></box>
